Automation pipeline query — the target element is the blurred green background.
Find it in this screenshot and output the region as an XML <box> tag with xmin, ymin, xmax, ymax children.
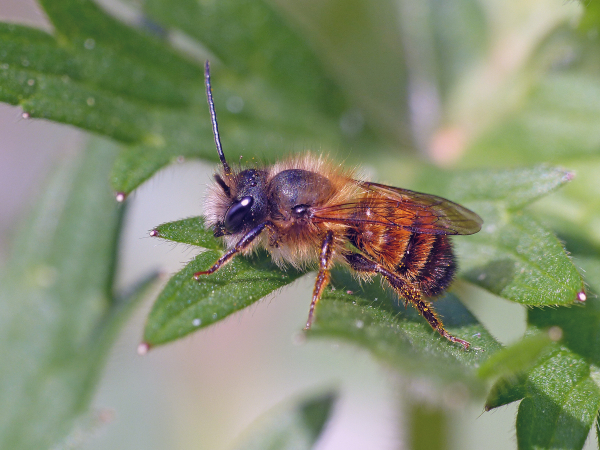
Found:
<box><xmin>1</xmin><ymin>0</ymin><xmax>598</xmax><ymax>449</ymax></box>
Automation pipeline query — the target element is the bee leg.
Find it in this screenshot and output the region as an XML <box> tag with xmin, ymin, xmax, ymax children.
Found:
<box><xmin>344</xmin><ymin>253</ymin><xmax>470</xmax><ymax>350</ymax></box>
<box><xmin>305</xmin><ymin>231</ymin><xmax>335</xmax><ymax>330</ymax></box>
<box><xmin>193</xmin><ymin>221</ymin><xmax>269</xmax><ymax>279</ymax></box>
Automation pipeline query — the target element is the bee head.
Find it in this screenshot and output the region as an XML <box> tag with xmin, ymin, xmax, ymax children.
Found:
<box><xmin>212</xmin><ymin>169</ymin><xmax>269</xmax><ymax>237</ymax></box>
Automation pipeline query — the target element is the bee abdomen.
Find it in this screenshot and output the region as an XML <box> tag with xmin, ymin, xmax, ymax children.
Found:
<box><xmin>398</xmin><ymin>234</ymin><xmax>456</xmax><ymax>297</ymax></box>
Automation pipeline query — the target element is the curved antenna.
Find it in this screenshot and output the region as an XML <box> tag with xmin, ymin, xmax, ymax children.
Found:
<box><xmin>204</xmin><ymin>60</ymin><xmax>231</xmax><ymax>176</ymax></box>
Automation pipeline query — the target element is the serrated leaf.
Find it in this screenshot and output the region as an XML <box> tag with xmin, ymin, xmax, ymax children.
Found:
<box><xmin>485</xmin><ymin>255</ymin><xmax>600</xmax><ymax>450</ymax></box>
<box><xmin>0</xmin><ymin>138</ymin><xmax>151</xmax><ymax>449</ymax></box>
<box><xmin>38</xmin><ymin>0</ymin><xmax>199</xmax><ymax>82</ymax></box>
<box><xmin>152</xmin><ymin>217</ymin><xmax>223</xmax><ymax>250</ymax></box>
<box><xmin>458</xmin><ymin>212</ymin><xmax>583</xmax><ymax>306</ymax></box>
<box><xmin>412</xmin><ymin>165</ymin><xmax>584</xmax><ymax>307</ymax></box>
<box><xmin>0</xmin><ymin>23</ymin><xmax>191</xmax><ymax>106</ymax></box>
<box><xmin>143</xmin><ymin>250</ymin><xmax>302</xmax><ymax>346</ymax></box>
<box><xmin>229</xmin><ymin>391</ymin><xmax>336</xmax><ymax>450</ymax></box>
<box><xmin>147</xmin><ymin>218</ymin><xmax>502</xmax><ymax>381</ymax></box>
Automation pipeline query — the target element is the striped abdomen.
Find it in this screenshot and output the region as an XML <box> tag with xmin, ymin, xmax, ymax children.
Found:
<box><xmin>348</xmin><ymin>224</ymin><xmax>456</xmax><ymax>297</ymax></box>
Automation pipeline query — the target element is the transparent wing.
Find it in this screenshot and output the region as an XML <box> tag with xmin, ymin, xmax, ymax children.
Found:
<box><xmin>312</xmin><ymin>181</ymin><xmax>483</xmax><ymax>235</ymax></box>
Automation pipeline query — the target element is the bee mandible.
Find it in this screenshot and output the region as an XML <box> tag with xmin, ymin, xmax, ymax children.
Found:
<box><xmin>195</xmin><ymin>61</ymin><xmax>483</xmax><ymax>350</ymax></box>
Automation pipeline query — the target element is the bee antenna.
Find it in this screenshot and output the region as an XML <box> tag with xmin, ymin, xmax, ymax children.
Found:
<box><xmin>204</xmin><ymin>60</ymin><xmax>231</xmax><ymax>176</ymax></box>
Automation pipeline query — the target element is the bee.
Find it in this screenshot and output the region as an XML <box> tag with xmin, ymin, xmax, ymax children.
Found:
<box><xmin>196</xmin><ymin>61</ymin><xmax>483</xmax><ymax>349</ymax></box>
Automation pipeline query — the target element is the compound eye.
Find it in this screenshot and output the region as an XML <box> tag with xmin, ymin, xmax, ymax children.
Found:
<box><xmin>224</xmin><ymin>196</ymin><xmax>254</xmax><ymax>232</ymax></box>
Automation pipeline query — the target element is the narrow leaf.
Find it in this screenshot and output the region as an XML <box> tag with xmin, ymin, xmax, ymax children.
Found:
<box><xmin>412</xmin><ymin>165</ymin><xmax>584</xmax><ymax>306</ymax></box>
<box><xmin>0</xmin><ymin>23</ymin><xmax>191</xmax><ymax>106</ymax></box>
<box><xmin>151</xmin><ymin>217</ymin><xmax>223</xmax><ymax>250</ymax></box>
<box><xmin>0</xmin><ymin>138</ymin><xmax>127</xmax><ymax>449</ymax></box>
<box><xmin>38</xmin><ymin>0</ymin><xmax>199</xmax><ymax>82</ymax></box>
<box><xmin>143</xmin><ymin>250</ymin><xmax>302</xmax><ymax>346</ymax></box>
<box><xmin>457</xmin><ymin>212</ymin><xmax>583</xmax><ymax>306</ymax></box>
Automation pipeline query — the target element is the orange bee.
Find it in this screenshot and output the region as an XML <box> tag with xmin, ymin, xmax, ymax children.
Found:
<box><xmin>196</xmin><ymin>62</ymin><xmax>483</xmax><ymax>349</ymax></box>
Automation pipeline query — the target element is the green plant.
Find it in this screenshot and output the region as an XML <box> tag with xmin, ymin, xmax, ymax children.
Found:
<box><xmin>1</xmin><ymin>0</ymin><xmax>600</xmax><ymax>449</ymax></box>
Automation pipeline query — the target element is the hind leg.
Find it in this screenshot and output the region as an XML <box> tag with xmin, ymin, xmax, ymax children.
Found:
<box><xmin>344</xmin><ymin>253</ymin><xmax>470</xmax><ymax>350</ymax></box>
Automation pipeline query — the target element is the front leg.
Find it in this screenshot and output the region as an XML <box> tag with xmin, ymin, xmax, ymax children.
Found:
<box><xmin>305</xmin><ymin>230</ymin><xmax>335</xmax><ymax>329</ymax></box>
<box><xmin>194</xmin><ymin>222</ymin><xmax>268</xmax><ymax>279</ymax></box>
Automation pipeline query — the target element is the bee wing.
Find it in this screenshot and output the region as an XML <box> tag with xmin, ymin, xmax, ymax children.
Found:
<box><xmin>312</xmin><ymin>180</ymin><xmax>483</xmax><ymax>235</ymax></box>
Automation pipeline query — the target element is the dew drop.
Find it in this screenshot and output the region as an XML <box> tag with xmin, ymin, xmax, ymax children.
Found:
<box><xmin>149</xmin><ymin>229</ymin><xmax>160</xmax><ymax>237</ymax></box>
<box><xmin>548</xmin><ymin>326</ymin><xmax>563</xmax><ymax>342</ymax></box>
<box><xmin>27</xmin><ymin>79</ymin><xmax>35</xmax><ymax>86</ymax></box>
<box><xmin>355</xmin><ymin>320</ymin><xmax>364</xmax><ymax>329</ymax></box>
<box><xmin>577</xmin><ymin>291</ymin><xmax>587</xmax><ymax>302</ymax></box>
<box><xmin>176</xmin><ymin>155</ymin><xmax>185</xmax><ymax>163</ymax></box>
<box><xmin>477</xmin><ymin>273</ymin><xmax>486</xmax><ymax>281</ymax></box>
<box><xmin>87</xmin><ymin>97</ymin><xmax>95</xmax><ymax>106</ymax></box>
<box><xmin>192</xmin><ymin>318</ymin><xmax>201</xmax><ymax>327</ymax></box>
<box><xmin>226</xmin><ymin>96</ymin><xmax>244</xmax><ymax>114</ymax></box>
<box><xmin>212</xmin><ymin>313</ymin><xmax>218</xmax><ymax>320</ymax></box>
<box><xmin>21</xmin><ymin>112</ymin><xmax>30</xmax><ymax>119</ymax></box>
<box><xmin>346</xmin><ymin>290</ymin><xmax>353</xmax><ymax>295</ymax></box>
<box><xmin>84</xmin><ymin>38</ymin><xmax>96</xmax><ymax>50</ymax></box>
<box><xmin>115</xmin><ymin>192</ymin><xmax>126</xmax><ymax>202</ymax></box>
<box><xmin>137</xmin><ymin>342</ymin><xmax>150</xmax><ymax>355</ymax></box>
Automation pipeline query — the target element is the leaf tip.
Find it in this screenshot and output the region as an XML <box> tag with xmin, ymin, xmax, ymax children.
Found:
<box><xmin>115</xmin><ymin>192</ymin><xmax>127</xmax><ymax>202</ymax></box>
<box><xmin>137</xmin><ymin>342</ymin><xmax>151</xmax><ymax>355</ymax></box>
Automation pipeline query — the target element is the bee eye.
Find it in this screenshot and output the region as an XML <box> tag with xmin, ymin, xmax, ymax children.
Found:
<box><xmin>224</xmin><ymin>196</ymin><xmax>254</xmax><ymax>232</ymax></box>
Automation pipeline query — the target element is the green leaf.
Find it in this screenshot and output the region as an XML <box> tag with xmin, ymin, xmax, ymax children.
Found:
<box><xmin>0</xmin><ymin>23</ymin><xmax>192</xmax><ymax>106</ymax></box>
<box><xmin>458</xmin><ymin>212</ymin><xmax>583</xmax><ymax>306</ymax></box>
<box><xmin>142</xmin><ymin>0</ymin><xmax>349</xmax><ymax>116</ymax></box>
<box><xmin>477</xmin><ymin>331</ymin><xmax>556</xmax><ymax>380</ymax></box>
<box><xmin>146</xmin><ymin>218</ymin><xmax>501</xmax><ymax>383</ymax></box>
<box><xmin>143</xmin><ymin>248</ymin><xmax>303</xmax><ymax>346</ymax></box>
<box><xmin>484</xmin><ymin>255</ymin><xmax>600</xmax><ymax>450</ymax></box>
<box><xmin>308</xmin><ymin>277</ymin><xmax>501</xmax><ymax>390</ymax></box>
<box><xmin>412</xmin><ymin>165</ymin><xmax>584</xmax><ymax>306</ymax></box>
<box><xmin>38</xmin><ymin>0</ymin><xmax>199</xmax><ymax>82</ymax></box>
<box><xmin>229</xmin><ymin>391</ymin><xmax>336</xmax><ymax>450</ymax></box>
<box><xmin>0</xmin><ymin>138</ymin><xmax>152</xmax><ymax>449</ymax></box>
<box><xmin>151</xmin><ymin>216</ymin><xmax>223</xmax><ymax>250</ymax></box>
<box><xmin>0</xmin><ymin>23</ymin><xmax>191</xmax><ymax>142</ymax></box>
